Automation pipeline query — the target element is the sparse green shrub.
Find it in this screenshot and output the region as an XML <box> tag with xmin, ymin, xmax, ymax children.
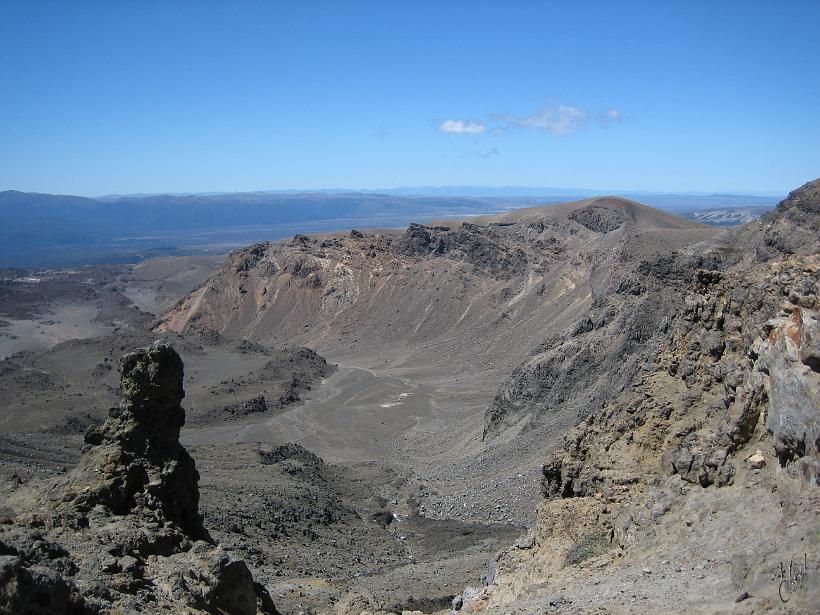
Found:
<box><xmin>563</xmin><ymin>531</ymin><xmax>610</xmax><ymax>566</ymax></box>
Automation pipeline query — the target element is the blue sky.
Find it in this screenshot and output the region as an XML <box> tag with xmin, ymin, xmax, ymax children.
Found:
<box><xmin>1</xmin><ymin>1</ymin><xmax>818</xmax><ymax>196</ymax></box>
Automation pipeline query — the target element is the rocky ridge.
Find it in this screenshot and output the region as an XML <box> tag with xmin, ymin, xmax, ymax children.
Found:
<box><xmin>156</xmin><ymin>197</ymin><xmax>717</xmax><ymax>377</ymax></box>
<box><xmin>454</xmin><ymin>179</ymin><xmax>820</xmax><ymax>614</ymax></box>
<box><xmin>482</xmin><ymin>246</ymin><xmax>722</xmax><ymax>440</ymax></box>
<box><xmin>0</xmin><ymin>341</ymin><xmax>277</xmax><ymax>614</ymax></box>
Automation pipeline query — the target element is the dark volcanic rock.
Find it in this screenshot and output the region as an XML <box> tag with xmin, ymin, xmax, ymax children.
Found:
<box><xmin>67</xmin><ymin>341</ymin><xmax>206</xmax><ymax>540</ymax></box>
<box><xmin>568</xmin><ymin>204</ymin><xmax>625</xmax><ymax>233</ymax></box>
<box><xmin>257</xmin><ymin>442</ymin><xmax>323</xmax><ymax>466</ymax></box>
<box><xmin>395</xmin><ymin>222</ymin><xmax>527</xmax><ymax>278</ymax></box>
<box><xmin>738</xmin><ymin>178</ymin><xmax>820</xmax><ymax>261</ymax></box>
<box><xmin>0</xmin><ymin>551</ymin><xmax>93</xmax><ymax>615</ymax></box>
<box><xmin>483</xmin><ymin>287</ymin><xmax>676</xmax><ymax>440</ymax></box>
<box><xmin>400</xmin><ymin>223</ymin><xmax>436</xmax><ymax>256</ymax></box>
<box><xmin>0</xmin><ymin>341</ymin><xmax>277</xmax><ymax>615</ymax></box>
<box><xmin>222</xmin><ymin>394</ymin><xmax>268</xmax><ymax>417</ymax></box>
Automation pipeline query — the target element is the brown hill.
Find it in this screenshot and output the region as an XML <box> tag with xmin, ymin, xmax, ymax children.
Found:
<box><xmin>157</xmin><ymin>196</ymin><xmax>717</xmax><ymax>376</ymax></box>
<box><xmin>155</xmin><ymin>196</ymin><xmax>720</xmax><ymax>536</ymax></box>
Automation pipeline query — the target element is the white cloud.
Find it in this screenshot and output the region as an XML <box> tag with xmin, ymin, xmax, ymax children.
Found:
<box><xmin>438</xmin><ymin>119</ymin><xmax>486</xmax><ymax>135</ymax></box>
<box><xmin>503</xmin><ymin>105</ymin><xmax>589</xmax><ymax>136</ymax></box>
<box><xmin>437</xmin><ymin>105</ymin><xmax>623</xmax><ymax>138</ymax></box>
<box><xmin>599</xmin><ymin>107</ymin><xmax>622</xmax><ymax>126</ymax></box>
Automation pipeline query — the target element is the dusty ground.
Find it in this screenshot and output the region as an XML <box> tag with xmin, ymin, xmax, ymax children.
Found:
<box><xmin>159</xmin><ymin>197</ymin><xmax>723</xmax><ymax>534</ymax></box>
<box><xmin>183</xmin><ymin>346</ymin><xmax>548</xmax><ymax>528</ymax></box>
<box><xmin>0</xmin><ymin>257</ymin><xmax>221</xmax><ymax>359</ymax></box>
<box><xmin>0</xmin><ymin>253</ymin><xmax>532</xmax><ymax>612</ymax></box>
<box><xmin>194</xmin><ymin>442</ymin><xmax>520</xmax><ymax>614</ymax></box>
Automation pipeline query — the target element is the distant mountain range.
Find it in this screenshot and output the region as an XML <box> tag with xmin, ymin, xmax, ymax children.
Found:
<box><xmin>0</xmin><ymin>189</ymin><xmax>778</xmax><ymax>268</ymax></box>
<box><xmin>98</xmin><ymin>185</ymin><xmax>784</xmax><ymax>200</ymax></box>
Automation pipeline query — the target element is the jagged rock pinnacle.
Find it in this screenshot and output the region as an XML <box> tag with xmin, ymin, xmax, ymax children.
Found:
<box><xmin>1</xmin><ymin>342</ymin><xmax>277</xmax><ymax>613</ymax></box>
<box><xmin>89</xmin><ymin>340</ymin><xmax>186</xmax><ymax>452</ymax></box>
<box><xmin>64</xmin><ymin>340</ymin><xmax>206</xmax><ymax>540</ymax></box>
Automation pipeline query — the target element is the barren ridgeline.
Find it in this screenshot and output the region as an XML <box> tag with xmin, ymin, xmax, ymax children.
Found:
<box><xmin>0</xmin><ymin>183</ymin><xmax>818</xmax><ymax>614</ymax></box>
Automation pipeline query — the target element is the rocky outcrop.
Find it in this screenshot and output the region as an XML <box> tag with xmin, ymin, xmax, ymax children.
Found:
<box><xmin>150</xmin><ymin>540</ymin><xmax>270</xmax><ymax>615</ymax></box>
<box><xmin>469</xmin><ymin>180</ymin><xmax>820</xmax><ymax>614</ymax></box>
<box><xmin>482</xmin><ymin>256</ymin><xmax>818</xmax><ymax>614</ymax></box>
<box><xmin>567</xmin><ymin>203</ymin><xmax>625</xmax><ymax>232</ymax></box>
<box><xmin>63</xmin><ymin>341</ymin><xmax>205</xmax><ymax>539</ymax></box>
<box><xmin>738</xmin><ymin>178</ymin><xmax>820</xmax><ymax>261</ymax></box>
<box><xmin>482</xmin><ymin>247</ymin><xmax>722</xmax><ymax>439</ymax></box>
<box><xmin>0</xmin><ymin>341</ymin><xmax>277</xmax><ymax>614</ymax></box>
<box><xmin>756</xmin><ymin>297</ymin><xmax>819</xmax><ymax>472</ymax></box>
<box><xmin>394</xmin><ymin>222</ymin><xmax>528</xmax><ymax>279</ymax></box>
<box><xmin>540</xmin><ymin>257</ymin><xmax>818</xmax><ymax>500</ymax></box>
<box><xmin>0</xmin><ymin>539</ymin><xmax>92</xmax><ymax>615</ymax></box>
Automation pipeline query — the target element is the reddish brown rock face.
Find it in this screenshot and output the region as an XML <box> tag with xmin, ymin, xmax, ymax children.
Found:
<box><xmin>758</xmin><ymin>296</ymin><xmax>820</xmax><ymax>474</ymax></box>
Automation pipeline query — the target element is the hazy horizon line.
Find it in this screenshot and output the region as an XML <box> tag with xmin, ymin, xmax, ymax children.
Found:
<box><xmin>1</xmin><ymin>184</ymin><xmax>788</xmax><ymax>200</ymax></box>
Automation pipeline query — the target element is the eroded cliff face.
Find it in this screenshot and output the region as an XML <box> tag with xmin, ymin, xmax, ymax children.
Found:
<box><xmin>0</xmin><ymin>342</ymin><xmax>277</xmax><ymax>615</ymax></box>
<box><xmin>539</xmin><ymin>259</ymin><xmax>818</xmax><ymax>500</ymax></box>
<box><xmin>155</xmin><ymin>198</ymin><xmax>718</xmax><ymax>382</ymax></box>
<box><xmin>156</xmin><ymin>222</ymin><xmax>543</xmax><ymax>345</ymax></box>
<box><xmin>482</xmin><ymin>249</ymin><xmax>723</xmax><ymax>440</ymax></box>
<box><xmin>459</xmin><ymin>180</ymin><xmax>820</xmax><ymax>614</ymax></box>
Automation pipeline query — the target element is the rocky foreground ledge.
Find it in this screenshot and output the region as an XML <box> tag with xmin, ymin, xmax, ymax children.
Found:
<box><xmin>451</xmin><ymin>180</ymin><xmax>820</xmax><ymax>614</ymax></box>
<box><xmin>0</xmin><ymin>341</ymin><xmax>278</xmax><ymax>615</ymax></box>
